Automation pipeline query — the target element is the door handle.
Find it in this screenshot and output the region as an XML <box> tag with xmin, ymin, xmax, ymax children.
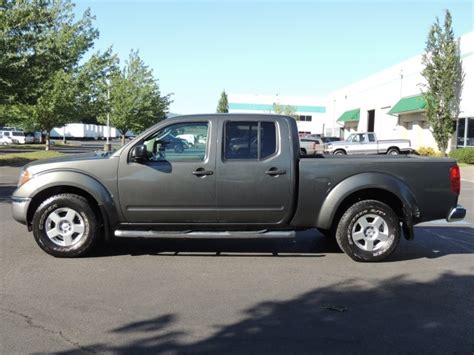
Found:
<box><xmin>265</xmin><ymin>168</ymin><xmax>286</xmax><ymax>176</ymax></box>
<box><xmin>192</xmin><ymin>168</ymin><xmax>214</xmax><ymax>177</ymax></box>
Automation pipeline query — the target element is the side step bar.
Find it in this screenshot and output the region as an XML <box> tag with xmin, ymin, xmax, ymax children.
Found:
<box><xmin>114</xmin><ymin>229</ymin><xmax>295</xmax><ymax>239</ymax></box>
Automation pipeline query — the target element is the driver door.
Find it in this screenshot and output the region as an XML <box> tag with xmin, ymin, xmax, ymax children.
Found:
<box><xmin>117</xmin><ymin>120</ymin><xmax>217</xmax><ymax>224</ymax></box>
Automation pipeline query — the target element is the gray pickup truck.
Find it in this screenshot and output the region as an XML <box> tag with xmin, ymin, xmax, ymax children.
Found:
<box><xmin>11</xmin><ymin>114</ymin><xmax>466</xmax><ymax>262</ymax></box>
<box><xmin>325</xmin><ymin>132</ymin><xmax>412</xmax><ymax>155</ymax></box>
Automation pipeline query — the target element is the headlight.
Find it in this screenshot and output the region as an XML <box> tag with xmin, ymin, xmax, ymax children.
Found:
<box><xmin>18</xmin><ymin>169</ymin><xmax>33</xmax><ymax>187</ymax></box>
<box><xmin>327</xmin><ymin>144</ymin><xmax>333</xmax><ymax>149</ymax></box>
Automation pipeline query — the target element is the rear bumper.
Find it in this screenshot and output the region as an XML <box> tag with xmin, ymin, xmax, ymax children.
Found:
<box><xmin>11</xmin><ymin>196</ymin><xmax>31</xmax><ymax>225</ymax></box>
<box><xmin>446</xmin><ymin>204</ymin><xmax>466</xmax><ymax>222</ymax></box>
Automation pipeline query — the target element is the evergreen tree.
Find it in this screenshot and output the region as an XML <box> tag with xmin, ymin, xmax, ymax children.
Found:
<box><xmin>421</xmin><ymin>10</ymin><xmax>463</xmax><ymax>154</ymax></box>
<box><xmin>216</xmin><ymin>90</ymin><xmax>229</xmax><ymax>113</ymax></box>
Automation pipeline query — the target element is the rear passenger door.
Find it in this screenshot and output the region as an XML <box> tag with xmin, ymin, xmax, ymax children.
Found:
<box><xmin>216</xmin><ymin>118</ymin><xmax>294</xmax><ymax>224</ymax></box>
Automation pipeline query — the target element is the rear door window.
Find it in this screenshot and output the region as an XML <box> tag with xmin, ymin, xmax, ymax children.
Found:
<box><xmin>224</xmin><ymin>121</ymin><xmax>277</xmax><ymax>160</ymax></box>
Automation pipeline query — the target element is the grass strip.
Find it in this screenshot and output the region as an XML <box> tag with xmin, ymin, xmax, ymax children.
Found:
<box><xmin>0</xmin><ymin>151</ymin><xmax>64</xmax><ymax>166</ymax></box>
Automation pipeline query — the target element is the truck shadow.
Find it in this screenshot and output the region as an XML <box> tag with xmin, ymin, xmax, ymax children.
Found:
<box><xmin>50</xmin><ymin>272</ymin><xmax>474</xmax><ymax>354</ymax></box>
<box><xmin>92</xmin><ymin>233</ymin><xmax>336</xmax><ymax>258</ymax></box>
<box><xmin>91</xmin><ymin>226</ymin><xmax>473</xmax><ymax>261</ymax></box>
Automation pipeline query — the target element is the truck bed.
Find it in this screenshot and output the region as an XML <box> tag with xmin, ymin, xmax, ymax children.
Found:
<box><xmin>291</xmin><ymin>154</ymin><xmax>457</xmax><ymax>227</ymax></box>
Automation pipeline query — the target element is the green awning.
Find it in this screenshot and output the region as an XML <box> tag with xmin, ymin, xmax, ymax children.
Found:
<box><xmin>338</xmin><ymin>109</ymin><xmax>360</xmax><ymax>122</ymax></box>
<box><xmin>389</xmin><ymin>95</ymin><xmax>426</xmax><ymax>115</ymax></box>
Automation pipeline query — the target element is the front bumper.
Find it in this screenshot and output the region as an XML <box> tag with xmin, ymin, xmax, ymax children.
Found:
<box><xmin>11</xmin><ymin>196</ymin><xmax>31</xmax><ymax>225</ymax></box>
<box><xmin>446</xmin><ymin>204</ymin><xmax>466</xmax><ymax>222</ymax></box>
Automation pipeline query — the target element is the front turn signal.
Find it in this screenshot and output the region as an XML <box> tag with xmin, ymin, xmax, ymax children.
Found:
<box><xmin>18</xmin><ymin>169</ymin><xmax>33</xmax><ymax>187</ymax></box>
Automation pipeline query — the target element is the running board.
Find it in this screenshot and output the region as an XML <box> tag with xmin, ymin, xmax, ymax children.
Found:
<box><xmin>114</xmin><ymin>229</ymin><xmax>295</xmax><ymax>239</ymax></box>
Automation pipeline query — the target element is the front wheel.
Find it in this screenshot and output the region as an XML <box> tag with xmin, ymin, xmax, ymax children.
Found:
<box><xmin>32</xmin><ymin>194</ymin><xmax>99</xmax><ymax>257</ymax></box>
<box><xmin>335</xmin><ymin>200</ymin><xmax>400</xmax><ymax>262</ymax></box>
<box><xmin>334</xmin><ymin>150</ymin><xmax>346</xmax><ymax>155</ymax></box>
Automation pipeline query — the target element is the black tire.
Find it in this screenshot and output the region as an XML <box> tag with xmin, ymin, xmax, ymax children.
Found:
<box><xmin>174</xmin><ymin>144</ymin><xmax>184</xmax><ymax>153</ymax></box>
<box><xmin>301</xmin><ymin>148</ymin><xmax>307</xmax><ymax>155</ymax></box>
<box><xmin>334</xmin><ymin>150</ymin><xmax>346</xmax><ymax>155</ymax></box>
<box><xmin>335</xmin><ymin>200</ymin><xmax>400</xmax><ymax>262</ymax></box>
<box><xmin>32</xmin><ymin>194</ymin><xmax>99</xmax><ymax>257</ymax></box>
<box><xmin>387</xmin><ymin>148</ymin><xmax>399</xmax><ymax>155</ymax></box>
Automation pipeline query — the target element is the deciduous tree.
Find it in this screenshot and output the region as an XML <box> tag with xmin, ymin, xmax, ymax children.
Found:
<box><xmin>103</xmin><ymin>51</ymin><xmax>171</xmax><ymax>145</ymax></box>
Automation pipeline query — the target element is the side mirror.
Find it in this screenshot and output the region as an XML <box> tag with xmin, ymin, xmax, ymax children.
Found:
<box><xmin>130</xmin><ymin>144</ymin><xmax>148</xmax><ymax>163</ymax></box>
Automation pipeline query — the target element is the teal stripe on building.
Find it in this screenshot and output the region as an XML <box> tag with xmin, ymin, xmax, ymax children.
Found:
<box><xmin>229</xmin><ymin>102</ymin><xmax>326</xmax><ymax>113</ymax></box>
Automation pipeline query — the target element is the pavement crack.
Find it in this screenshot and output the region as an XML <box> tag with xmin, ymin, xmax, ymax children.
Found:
<box><xmin>0</xmin><ymin>307</ymin><xmax>97</xmax><ymax>354</ymax></box>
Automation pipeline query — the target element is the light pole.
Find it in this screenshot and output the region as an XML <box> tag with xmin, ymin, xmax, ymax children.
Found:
<box><xmin>104</xmin><ymin>81</ymin><xmax>111</xmax><ymax>152</ymax></box>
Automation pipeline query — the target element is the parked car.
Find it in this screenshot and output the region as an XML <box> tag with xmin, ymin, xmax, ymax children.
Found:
<box><xmin>325</xmin><ymin>132</ymin><xmax>412</xmax><ymax>155</ymax></box>
<box><xmin>12</xmin><ymin>114</ymin><xmax>465</xmax><ymax>262</ymax></box>
<box><xmin>321</xmin><ymin>136</ymin><xmax>341</xmax><ymax>143</ymax></box>
<box><xmin>300</xmin><ymin>137</ymin><xmax>324</xmax><ymax>155</ymax></box>
<box><xmin>0</xmin><ymin>133</ymin><xmax>16</xmax><ymax>145</ymax></box>
<box><xmin>12</xmin><ymin>130</ymin><xmax>34</xmax><ymax>144</ymax></box>
<box><xmin>304</xmin><ymin>134</ymin><xmax>322</xmax><ymax>139</ymax></box>
<box><xmin>0</xmin><ymin>130</ymin><xmax>20</xmax><ymax>144</ymax></box>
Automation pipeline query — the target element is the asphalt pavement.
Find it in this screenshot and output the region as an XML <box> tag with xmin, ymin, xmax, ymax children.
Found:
<box><xmin>0</xmin><ymin>166</ymin><xmax>473</xmax><ymax>354</ymax></box>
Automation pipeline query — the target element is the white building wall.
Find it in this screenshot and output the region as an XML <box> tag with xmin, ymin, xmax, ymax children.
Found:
<box><xmin>228</xmin><ymin>93</ymin><xmax>329</xmax><ymax>135</ymax></box>
<box><xmin>327</xmin><ymin>31</ymin><xmax>473</xmax><ymax>149</ymax></box>
<box><xmin>228</xmin><ymin>32</ymin><xmax>473</xmax><ymax>149</ymax></box>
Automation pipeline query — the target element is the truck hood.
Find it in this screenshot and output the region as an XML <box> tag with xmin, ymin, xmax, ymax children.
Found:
<box><xmin>24</xmin><ymin>151</ymin><xmax>113</xmax><ymax>172</ymax></box>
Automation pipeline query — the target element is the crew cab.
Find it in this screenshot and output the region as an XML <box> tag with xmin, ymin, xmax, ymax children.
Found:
<box><xmin>325</xmin><ymin>132</ymin><xmax>412</xmax><ymax>155</ymax></box>
<box><xmin>11</xmin><ymin>114</ymin><xmax>466</xmax><ymax>262</ymax></box>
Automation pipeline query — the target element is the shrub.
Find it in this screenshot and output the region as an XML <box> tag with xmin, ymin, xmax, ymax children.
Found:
<box><xmin>449</xmin><ymin>147</ymin><xmax>474</xmax><ymax>164</ymax></box>
<box><xmin>416</xmin><ymin>146</ymin><xmax>444</xmax><ymax>157</ymax></box>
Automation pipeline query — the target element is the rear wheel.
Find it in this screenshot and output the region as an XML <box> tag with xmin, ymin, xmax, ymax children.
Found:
<box><xmin>32</xmin><ymin>194</ymin><xmax>99</xmax><ymax>257</ymax></box>
<box><xmin>301</xmin><ymin>148</ymin><xmax>307</xmax><ymax>155</ymax></box>
<box><xmin>335</xmin><ymin>200</ymin><xmax>400</xmax><ymax>262</ymax></box>
<box><xmin>387</xmin><ymin>148</ymin><xmax>399</xmax><ymax>155</ymax></box>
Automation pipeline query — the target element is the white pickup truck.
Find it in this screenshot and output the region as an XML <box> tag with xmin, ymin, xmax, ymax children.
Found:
<box><xmin>324</xmin><ymin>132</ymin><xmax>412</xmax><ymax>155</ymax></box>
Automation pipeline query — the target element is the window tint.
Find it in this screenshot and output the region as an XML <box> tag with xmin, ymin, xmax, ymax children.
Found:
<box><xmin>224</xmin><ymin>121</ymin><xmax>276</xmax><ymax>160</ymax></box>
<box><xmin>368</xmin><ymin>134</ymin><xmax>376</xmax><ymax>142</ymax></box>
<box><xmin>142</xmin><ymin>122</ymin><xmax>208</xmax><ymax>162</ymax></box>
<box><xmin>260</xmin><ymin>122</ymin><xmax>276</xmax><ymax>159</ymax></box>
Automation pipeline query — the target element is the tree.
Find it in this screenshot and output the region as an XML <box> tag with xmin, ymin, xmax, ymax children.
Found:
<box><xmin>272</xmin><ymin>102</ymin><xmax>298</xmax><ymax>119</ymax></box>
<box><xmin>216</xmin><ymin>90</ymin><xmax>229</xmax><ymax>113</ymax></box>
<box><xmin>0</xmin><ymin>0</ymin><xmax>101</xmax><ymax>149</ymax></box>
<box><xmin>0</xmin><ymin>0</ymin><xmax>98</xmax><ymax>105</ymax></box>
<box><xmin>103</xmin><ymin>51</ymin><xmax>171</xmax><ymax>145</ymax></box>
<box><xmin>20</xmin><ymin>70</ymin><xmax>78</xmax><ymax>149</ymax></box>
<box><xmin>421</xmin><ymin>10</ymin><xmax>464</xmax><ymax>154</ymax></box>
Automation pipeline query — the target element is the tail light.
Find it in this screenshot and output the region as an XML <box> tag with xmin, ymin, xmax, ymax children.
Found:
<box><xmin>450</xmin><ymin>165</ymin><xmax>461</xmax><ymax>194</ymax></box>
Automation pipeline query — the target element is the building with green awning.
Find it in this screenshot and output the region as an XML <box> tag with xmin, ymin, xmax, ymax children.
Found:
<box><xmin>338</xmin><ymin>109</ymin><xmax>360</xmax><ymax>122</ymax></box>
<box><xmin>388</xmin><ymin>95</ymin><xmax>426</xmax><ymax>115</ymax></box>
